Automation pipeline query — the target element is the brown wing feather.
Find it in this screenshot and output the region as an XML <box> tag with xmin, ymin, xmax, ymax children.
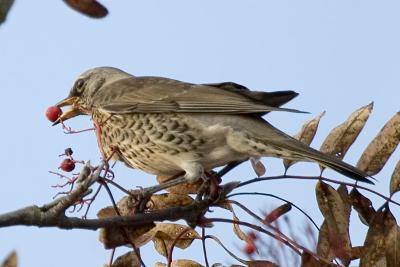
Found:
<box><xmin>203</xmin><ymin>82</ymin><xmax>299</xmax><ymax>109</ymax></box>
<box><xmin>93</xmin><ymin>76</ymin><xmax>304</xmax><ymax>114</ymax></box>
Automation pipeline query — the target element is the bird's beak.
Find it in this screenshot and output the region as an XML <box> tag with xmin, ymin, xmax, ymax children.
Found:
<box><xmin>52</xmin><ymin>96</ymin><xmax>83</xmax><ymax>125</ymax></box>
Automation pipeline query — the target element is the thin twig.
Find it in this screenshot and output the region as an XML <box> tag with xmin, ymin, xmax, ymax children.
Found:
<box><xmin>238</xmin><ymin>175</ymin><xmax>400</xmax><ymax>207</ymax></box>
<box><xmin>204</xmin><ymin>235</ymin><xmax>248</xmax><ymax>265</ymax></box>
<box><xmin>102</xmin><ymin>182</ymin><xmax>146</xmax><ymax>267</ymax></box>
<box><xmin>167</xmin><ymin>228</ymin><xmax>190</xmax><ymax>267</ymax></box>
<box><xmin>228</xmin><ymin>199</ymin><xmax>325</xmax><ymax>264</ymax></box>
<box><xmin>203</xmin><ymin>217</ymin><xmax>302</xmax><ymax>256</ymax></box>
<box><xmin>201</xmin><ymin>228</ymin><xmax>209</xmax><ymax>267</ymax></box>
<box><xmin>228</xmin><ymin>192</ymin><xmax>320</xmax><ymax>230</ymax></box>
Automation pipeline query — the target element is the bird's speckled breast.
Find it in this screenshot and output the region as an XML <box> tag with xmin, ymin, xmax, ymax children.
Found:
<box><xmin>91</xmin><ymin>110</ymin><xmax>206</xmax><ymax>175</ymax></box>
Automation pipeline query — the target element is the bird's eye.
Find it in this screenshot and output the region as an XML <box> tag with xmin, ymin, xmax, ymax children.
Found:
<box><xmin>75</xmin><ymin>79</ymin><xmax>85</xmax><ymax>93</ymax></box>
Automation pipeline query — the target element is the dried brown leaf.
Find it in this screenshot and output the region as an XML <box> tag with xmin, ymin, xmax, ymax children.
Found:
<box><xmin>264</xmin><ymin>203</ymin><xmax>292</xmax><ymax>224</ymax></box>
<box><xmin>390</xmin><ymin>160</ymin><xmax>400</xmax><ymax>196</ymax></box>
<box><xmin>153</xmin><ymin>236</ymin><xmax>169</xmax><ymax>257</ymax></box>
<box><xmin>232</xmin><ymin>213</ymin><xmax>251</xmax><ymax>242</ymax></box>
<box><xmin>98</xmin><ymin>197</ymin><xmax>135</xmax><ymax>218</ymax></box>
<box><xmin>146</xmin><ymin>193</ymin><xmax>193</xmax><ymax>211</ymax></box>
<box><xmin>63</xmin><ymin>0</ymin><xmax>108</xmax><ymax>18</ymax></box>
<box><xmin>320</xmin><ymin>103</ymin><xmax>373</xmax><ymax>161</ymax></box>
<box><xmin>349</xmin><ymin>188</ymin><xmax>376</xmax><ymax>226</ymax></box>
<box><xmin>218</xmin><ymin>201</ymin><xmax>253</xmax><ymax>242</ymax></box>
<box><xmin>111</xmin><ymin>251</ymin><xmax>140</xmax><ymax>267</ymax></box>
<box><xmin>284</xmin><ymin>111</ymin><xmax>325</xmax><ymax>169</ymax></box>
<box><xmin>99</xmin><ymin>223</ymin><xmax>155</xmax><ymax>249</ymax></box>
<box><xmin>152</xmin><ymin>223</ymin><xmax>199</xmax><ymax>257</ymax></box>
<box><xmin>337</xmin><ymin>185</ymin><xmax>351</xmax><ymax>220</ymax></box>
<box><xmin>357</xmin><ymin>112</ymin><xmax>400</xmax><ymax>175</ymax></box>
<box><xmin>97</xmin><ymin>206</ymin><xmax>155</xmax><ymax>249</ymax></box>
<box><xmin>315</xmin><ymin>181</ymin><xmax>351</xmax><ymax>265</ymax></box>
<box><xmin>360</xmin><ymin>206</ymin><xmax>397</xmax><ymax>267</ymax></box>
<box><xmin>316</xmin><ymin>221</ymin><xmax>335</xmax><ymax>262</ymax></box>
<box><xmin>1</xmin><ymin>251</ymin><xmax>17</xmax><ymax>267</ymax></box>
<box><xmin>97</xmin><ymin>206</ymin><xmax>117</xmax><ymax>218</ymax></box>
<box><xmin>157</xmin><ymin>175</ymin><xmax>202</xmax><ymax>194</ymax></box>
<box><xmin>385</xmin><ymin>225</ymin><xmax>400</xmax><ymax>267</ymax></box>
<box><xmin>250</xmin><ymin>157</ymin><xmax>266</xmax><ymax>177</ymax></box>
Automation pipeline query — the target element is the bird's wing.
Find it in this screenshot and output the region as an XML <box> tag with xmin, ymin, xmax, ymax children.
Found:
<box><xmin>93</xmin><ymin>76</ymin><xmax>304</xmax><ymax>114</ymax></box>
<box><xmin>203</xmin><ymin>82</ymin><xmax>299</xmax><ymax>109</ymax></box>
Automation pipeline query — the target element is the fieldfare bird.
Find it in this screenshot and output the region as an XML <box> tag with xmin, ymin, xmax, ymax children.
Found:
<box><xmin>54</xmin><ymin>67</ymin><xmax>371</xmax><ymax>185</ymax></box>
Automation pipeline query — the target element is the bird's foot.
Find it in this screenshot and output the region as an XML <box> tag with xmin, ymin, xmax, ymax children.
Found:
<box><xmin>126</xmin><ymin>186</ymin><xmax>152</xmax><ymax>213</ymax></box>
<box><xmin>195</xmin><ymin>171</ymin><xmax>221</xmax><ymax>202</ymax></box>
<box><xmin>130</xmin><ymin>173</ymin><xmax>188</xmax><ymax>212</ymax></box>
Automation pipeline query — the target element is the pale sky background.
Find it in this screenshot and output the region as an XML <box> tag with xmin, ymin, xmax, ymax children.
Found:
<box><xmin>0</xmin><ymin>1</ymin><xmax>400</xmax><ymax>266</ymax></box>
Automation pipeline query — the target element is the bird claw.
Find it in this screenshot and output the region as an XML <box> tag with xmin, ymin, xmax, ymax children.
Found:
<box><xmin>195</xmin><ymin>171</ymin><xmax>221</xmax><ymax>202</ymax></box>
<box><xmin>127</xmin><ymin>187</ymin><xmax>152</xmax><ymax>213</ymax></box>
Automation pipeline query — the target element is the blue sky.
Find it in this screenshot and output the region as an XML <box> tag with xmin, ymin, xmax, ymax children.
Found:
<box><xmin>0</xmin><ymin>1</ymin><xmax>399</xmax><ymax>266</ymax></box>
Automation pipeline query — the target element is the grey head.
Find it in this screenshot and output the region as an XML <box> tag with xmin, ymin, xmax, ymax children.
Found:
<box><xmin>69</xmin><ymin>67</ymin><xmax>133</xmax><ymax>104</ymax></box>
<box><xmin>54</xmin><ymin>67</ymin><xmax>133</xmax><ymax>123</ymax></box>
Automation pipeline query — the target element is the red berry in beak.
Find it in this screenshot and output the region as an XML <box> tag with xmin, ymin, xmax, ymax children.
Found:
<box><xmin>46</xmin><ymin>106</ymin><xmax>63</xmax><ymax>122</ymax></box>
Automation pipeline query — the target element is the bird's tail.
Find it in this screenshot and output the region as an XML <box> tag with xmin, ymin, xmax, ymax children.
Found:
<box><xmin>252</xmin><ymin>121</ymin><xmax>373</xmax><ymax>184</ymax></box>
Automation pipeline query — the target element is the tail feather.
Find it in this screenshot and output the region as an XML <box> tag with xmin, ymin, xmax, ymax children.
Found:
<box><xmin>256</xmin><ymin>121</ymin><xmax>373</xmax><ymax>184</ymax></box>
<box><xmin>298</xmin><ymin>147</ymin><xmax>373</xmax><ymax>184</ymax></box>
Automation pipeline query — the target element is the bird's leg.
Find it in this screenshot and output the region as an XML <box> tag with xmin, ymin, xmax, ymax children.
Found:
<box><xmin>134</xmin><ymin>164</ymin><xmax>205</xmax><ymax>211</ymax></box>
<box><xmin>134</xmin><ymin>161</ymin><xmax>245</xmax><ymax>210</ymax></box>
<box><xmin>146</xmin><ymin>174</ymin><xmax>188</xmax><ymax>194</ymax></box>
<box><xmin>196</xmin><ymin>160</ymin><xmax>246</xmax><ymax>202</ymax></box>
<box><xmin>132</xmin><ymin>172</ymin><xmax>187</xmax><ymax>212</ymax></box>
<box><xmin>195</xmin><ymin>171</ymin><xmax>220</xmax><ymax>201</ymax></box>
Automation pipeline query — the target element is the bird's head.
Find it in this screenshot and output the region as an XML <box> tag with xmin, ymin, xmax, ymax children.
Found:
<box><xmin>53</xmin><ymin>67</ymin><xmax>132</xmax><ymax>125</ymax></box>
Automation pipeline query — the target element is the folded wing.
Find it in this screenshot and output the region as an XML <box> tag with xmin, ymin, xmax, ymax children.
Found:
<box><xmin>93</xmin><ymin>76</ymin><xmax>303</xmax><ymax>115</ymax></box>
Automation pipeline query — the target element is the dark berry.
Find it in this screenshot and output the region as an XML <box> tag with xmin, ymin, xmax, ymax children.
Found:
<box><xmin>64</xmin><ymin>148</ymin><xmax>73</xmax><ymax>156</ymax></box>
<box><xmin>59</xmin><ymin>159</ymin><xmax>75</xmax><ymax>172</ymax></box>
